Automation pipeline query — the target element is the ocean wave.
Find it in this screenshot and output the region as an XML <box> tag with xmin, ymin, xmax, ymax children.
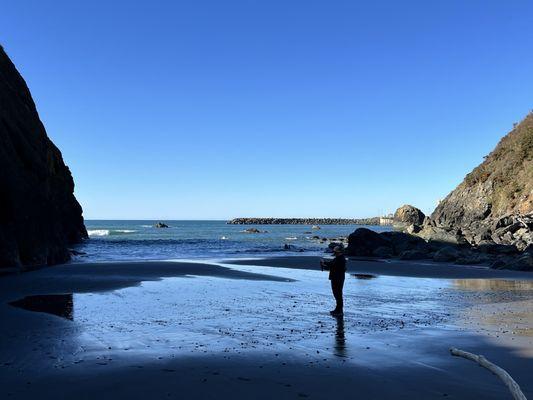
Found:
<box><xmin>88</xmin><ymin>229</ymin><xmax>137</xmax><ymax>237</ymax></box>
<box><xmin>285</xmin><ymin>237</ymin><xmax>298</xmax><ymax>240</ymax></box>
<box><xmin>87</xmin><ymin>229</ymin><xmax>110</xmax><ymax>237</ymax></box>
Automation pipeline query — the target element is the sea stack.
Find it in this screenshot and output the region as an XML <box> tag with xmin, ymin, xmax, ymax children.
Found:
<box><xmin>0</xmin><ymin>45</ymin><xmax>87</xmax><ymax>271</ymax></box>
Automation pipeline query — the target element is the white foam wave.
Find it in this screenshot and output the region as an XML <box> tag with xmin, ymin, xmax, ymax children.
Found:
<box><xmin>88</xmin><ymin>229</ymin><xmax>137</xmax><ymax>237</ymax></box>
<box><xmin>88</xmin><ymin>229</ymin><xmax>110</xmax><ymax>237</ymax></box>
<box><xmin>285</xmin><ymin>237</ymin><xmax>298</xmax><ymax>240</ymax></box>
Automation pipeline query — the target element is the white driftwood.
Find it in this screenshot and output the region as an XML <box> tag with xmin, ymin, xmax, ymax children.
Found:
<box><xmin>449</xmin><ymin>347</ymin><xmax>527</xmax><ymax>400</ymax></box>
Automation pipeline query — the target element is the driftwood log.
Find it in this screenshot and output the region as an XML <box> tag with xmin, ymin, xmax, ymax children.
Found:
<box><xmin>449</xmin><ymin>347</ymin><xmax>527</xmax><ymax>400</ymax></box>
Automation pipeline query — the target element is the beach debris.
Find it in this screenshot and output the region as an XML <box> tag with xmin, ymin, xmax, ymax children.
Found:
<box><xmin>449</xmin><ymin>347</ymin><xmax>527</xmax><ymax>400</ymax></box>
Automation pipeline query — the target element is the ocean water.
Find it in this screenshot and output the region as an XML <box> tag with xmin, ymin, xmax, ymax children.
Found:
<box><xmin>73</xmin><ymin>220</ymin><xmax>391</xmax><ymax>263</ymax></box>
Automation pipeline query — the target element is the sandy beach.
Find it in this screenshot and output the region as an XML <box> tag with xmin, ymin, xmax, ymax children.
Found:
<box><xmin>0</xmin><ymin>257</ymin><xmax>532</xmax><ymax>399</ymax></box>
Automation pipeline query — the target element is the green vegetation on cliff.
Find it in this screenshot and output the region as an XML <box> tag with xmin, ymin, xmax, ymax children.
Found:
<box><xmin>432</xmin><ymin>112</ymin><xmax>533</xmax><ymax>228</ymax></box>
<box><xmin>464</xmin><ymin>112</ymin><xmax>533</xmax><ymax>216</ymax></box>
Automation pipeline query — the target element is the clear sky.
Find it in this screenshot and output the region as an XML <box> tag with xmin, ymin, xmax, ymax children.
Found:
<box><xmin>1</xmin><ymin>1</ymin><xmax>532</xmax><ymax>220</ymax></box>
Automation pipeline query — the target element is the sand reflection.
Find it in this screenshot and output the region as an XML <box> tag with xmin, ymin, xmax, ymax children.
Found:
<box><xmin>453</xmin><ymin>279</ymin><xmax>533</xmax><ymax>291</ymax></box>
<box><xmin>453</xmin><ymin>279</ymin><xmax>533</xmax><ymax>358</ymax></box>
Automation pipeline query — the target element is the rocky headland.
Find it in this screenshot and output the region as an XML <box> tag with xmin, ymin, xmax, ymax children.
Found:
<box><xmin>0</xmin><ymin>46</ymin><xmax>87</xmax><ymax>272</ymax></box>
<box><xmin>228</xmin><ymin>217</ymin><xmax>381</xmax><ymax>225</ymax></box>
<box><xmin>346</xmin><ymin>113</ymin><xmax>533</xmax><ymax>271</ymax></box>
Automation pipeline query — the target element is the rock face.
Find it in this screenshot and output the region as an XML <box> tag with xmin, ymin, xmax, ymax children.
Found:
<box><xmin>0</xmin><ymin>46</ymin><xmax>87</xmax><ymax>270</ymax></box>
<box><xmin>430</xmin><ymin>113</ymin><xmax>532</xmax><ymax>248</ymax></box>
<box><xmin>393</xmin><ymin>205</ymin><xmax>426</xmax><ymax>227</ymax></box>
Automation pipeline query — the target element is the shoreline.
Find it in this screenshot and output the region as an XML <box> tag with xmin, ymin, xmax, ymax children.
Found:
<box><xmin>225</xmin><ymin>255</ymin><xmax>533</xmax><ymax>280</ymax></box>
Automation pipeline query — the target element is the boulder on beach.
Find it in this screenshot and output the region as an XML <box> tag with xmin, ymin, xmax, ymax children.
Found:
<box><xmin>345</xmin><ymin>228</ymin><xmax>389</xmax><ymax>256</ymax></box>
<box><xmin>393</xmin><ymin>205</ymin><xmax>426</xmax><ymax>228</ymax></box>
<box><xmin>0</xmin><ymin>46</ymin><xmax>87</xmax><ymax>270</ymax></box>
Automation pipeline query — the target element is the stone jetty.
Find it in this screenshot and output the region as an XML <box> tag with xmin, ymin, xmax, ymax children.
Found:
<box><xmin>227</xmin><ymin>217</ymin><xmax>380</xmax><ymax>225</ymax></box>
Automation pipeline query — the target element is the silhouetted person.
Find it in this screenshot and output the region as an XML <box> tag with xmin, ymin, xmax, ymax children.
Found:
<box><xmin>320</xmin><ymin>246</ymin><xmax>346</xmax><ymax>316</ymax></box>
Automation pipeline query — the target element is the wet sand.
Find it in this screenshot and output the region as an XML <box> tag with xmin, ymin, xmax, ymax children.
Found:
<box><xmin>0</xmin><ymin>258</ymin><xmax>532</xmax><ymax>399</ymax></box>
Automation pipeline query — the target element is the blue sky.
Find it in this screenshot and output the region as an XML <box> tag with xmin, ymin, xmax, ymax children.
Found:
<box><xmin>1</xmin><ymin>1</ymin><xmax>532</xmax><ymax>219</ymax></box>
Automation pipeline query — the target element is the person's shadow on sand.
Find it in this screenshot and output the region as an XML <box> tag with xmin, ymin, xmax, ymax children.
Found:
<box><xmin>333</xmin><ymin>315</ymin><xmax>347</xmax><ymax>357</ymax></box>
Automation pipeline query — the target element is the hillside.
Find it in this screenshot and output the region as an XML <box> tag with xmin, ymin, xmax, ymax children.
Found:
<box><xmin>432</xmin><ymin>113</ymin><xmax>533</xmax><ymax>229</ymax></box>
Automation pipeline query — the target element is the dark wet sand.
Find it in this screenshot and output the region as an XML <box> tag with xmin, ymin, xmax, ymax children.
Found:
<box><xmin>228</xmin><ymin>255</ymin><xmax>533</xmax><ymax>279</ymax></box>
<box><xmin>0</xmin><ymin>259</ymin><xmax>532</xmax><ymax>399</ymax></box>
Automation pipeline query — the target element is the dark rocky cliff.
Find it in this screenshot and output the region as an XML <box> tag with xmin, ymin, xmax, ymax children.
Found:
<box><xmin>429</xmin><ymin>112</ymin><xmax>532</xmax><ymax>249</ymax></box>
<box><xmin>0</xmin><ymin>46</ymin><xmax>87</xmax><ymax>271</ymax></box>
<box><xmin>432</xmin><ymin>113</ymin><xmax>532</xmax><ymax>228</ymax></box>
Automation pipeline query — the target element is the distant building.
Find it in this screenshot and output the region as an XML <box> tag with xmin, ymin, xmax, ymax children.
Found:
<box><xmin>379</xmin><ymin>214</ymin><xmax>394</xmax><ymax>225</ymax></box>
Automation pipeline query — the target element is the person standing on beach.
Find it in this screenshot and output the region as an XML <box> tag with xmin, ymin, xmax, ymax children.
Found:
<box><xmin>320</xmin><ymin>246</ymin><xmax>347</xmax><ymax>316</ymax></box>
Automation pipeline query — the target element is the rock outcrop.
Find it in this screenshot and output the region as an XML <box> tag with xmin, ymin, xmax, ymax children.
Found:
<box><xmin>0</xmin><ymin>46</ymin><xmax>87</xmax><ymax>271</ymax></box>
<box><xmin>345</xmin><ymin>228</ymin><xmax>389</xmax><ymax>256</ymax></box>
<box><xmin>344</xmin><ymin>227</ymin><xmax>529</xmax><ymax>270</ymax></box>
<box><xmin>393</xmin><ymin>205</ymin><xmax>426</xmax><ymax>229</ymax></box>
<box><xmin>430</xmin><ymin>113</ymin><xmax>532</xmax><ymax>249</ymax></box>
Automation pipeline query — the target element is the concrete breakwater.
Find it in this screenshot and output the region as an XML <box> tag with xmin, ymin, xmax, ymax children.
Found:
<box><xmin>227</xmin><ymin>217</ymin><xmax>380</xmax><ymax>225</ymax></box>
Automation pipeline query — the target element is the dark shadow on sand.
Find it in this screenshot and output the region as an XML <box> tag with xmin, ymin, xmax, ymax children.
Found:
<box><xmin>0</xmin><ymin>261</ymin><xmax>294</xmax><ymax>303</ymax></box>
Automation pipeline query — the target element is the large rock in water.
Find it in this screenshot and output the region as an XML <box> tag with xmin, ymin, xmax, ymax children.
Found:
<box><xmin>430</xmin><ymin>113</ymin><xmax>533</xmax><ymax>249</ymax></box>
<box><xmin>0</xmin><ymin>46</ymin><xmax>87</xmax><ymax>270</ymax></box>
